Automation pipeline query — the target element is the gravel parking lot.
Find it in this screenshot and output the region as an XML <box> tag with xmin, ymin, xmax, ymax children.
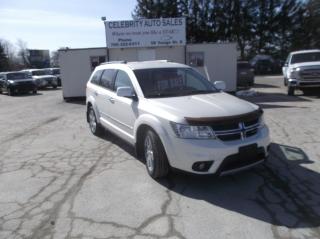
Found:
<box><xmin>1</xmin><ymin>76</ymin><xmax>320</xmax><ymax>239</ymax></box>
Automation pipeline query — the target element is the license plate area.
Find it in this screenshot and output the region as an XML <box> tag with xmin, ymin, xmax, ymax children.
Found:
<box><xmin>238</xmin><ymin>144</ymin><xmax>258</xmax><ymax>159</ymax></box>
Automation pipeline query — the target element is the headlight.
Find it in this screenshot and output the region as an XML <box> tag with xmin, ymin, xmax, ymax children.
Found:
<box><xmin>170</xmin><ymin>122</ymin><xmax>216</xmax><ymax>139</ymax></box>
<box><xmin>289</xmin><ymin>67</ymin><xmax>300</xmax><ymax>79</ymax></box>
<box><xmin>259</xmin><ymin>115</ymin><xmax>266</xmax><ymax>128</ymax></box>
<box><xmin>8</xmin><ymin>80</ymin><xmax>15</xmax><ymax>84</ymax></box>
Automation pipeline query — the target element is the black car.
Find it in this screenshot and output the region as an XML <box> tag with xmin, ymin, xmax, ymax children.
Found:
<box><xmin>0</xmin><ymin>72</ymin><xmax>37</xmax><ymax>96</ymax></box>
<box><xmin>250</xmin><ymin>55</ymin><xmax>278</xmax><ymax>74</ymax></box>
<box><xmin>237</xmin><ymin>61</ymin><xmax>255</xmax><ymax>88</ymax></box>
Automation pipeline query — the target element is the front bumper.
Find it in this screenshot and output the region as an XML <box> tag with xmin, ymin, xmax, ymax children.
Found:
<box><xmin>9</xmin><ymin>84</ymin><xmax>37</xmax><ymax>92</ymax></box>
<box><xmin>162</xmin><ymin>126</ymin><xmax>270</xmax><ymax>175</ymax></box>
<box><xmin>288</xmin><ymin>78</ymin><xmax>320</xmax><ymax>88</ymax></box>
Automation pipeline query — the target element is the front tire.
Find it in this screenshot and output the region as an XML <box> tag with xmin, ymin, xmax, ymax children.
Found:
<box><xmin>88</xmin><ymin>106</ymin><xmax>103</xmax><ymax>136</ymax></box>
<box><xmin>287</xmin><ymin>86</ymin><xmax>295</xmax><ymax>96</ymax></box>
<box><xmin>143</xmin><ymin>130</ymin><xmax>169</xmax><ymax>179</ymax></box>
<box><xmin>7</xmin><ymin>88</ymin><xmax>14</xmax><ymax>96</ymax></box>
<box><xmin>284</xmin><ymin>78</ymin><xmax>288</xmax><ymax>86</ymax></box>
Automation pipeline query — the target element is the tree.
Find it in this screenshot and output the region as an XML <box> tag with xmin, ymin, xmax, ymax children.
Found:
<box><xmin>0</xmin><ymin>42</ymin><xmax>10</xmax><ymax>71</ymax></box>
<box><xmin>16</xmin><ymin>39</ymin><xmax>30</xmax><ymax>67</ymax></box>
<box><xmin>132</xmin><ymin>0</ymin><xmax>316</xmax><ymax>60</ymax></box>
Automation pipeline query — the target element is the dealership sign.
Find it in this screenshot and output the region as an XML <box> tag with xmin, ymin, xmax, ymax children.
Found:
<box><xmin>105</xmin><ymin>17</ymin><xmax>186</xmax><ymax>48</ymax></box>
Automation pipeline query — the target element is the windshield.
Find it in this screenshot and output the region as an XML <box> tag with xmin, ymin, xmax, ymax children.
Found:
<box><xmin>7</xmin><ymin>72</ymin><xmax>29</xmax><ymax>80</ymax></box>
<box><xmin>238</xmin><ymin>62</ymin><xmax>252</xmax><ymax>69</ymax></box>
<box><xmin>32</xmin><ymin>70</ymin><xmax>46</xmax><ymax>76</ymax></box>
<box><xmin>291</xmin><ymin>52</ymin><xmax>320</xmax><ymax>64</ymax></box>
<box><xmin>134</xmin><ymin>67</ymin><xmax>217</xmax><ymax>98</ymax></box>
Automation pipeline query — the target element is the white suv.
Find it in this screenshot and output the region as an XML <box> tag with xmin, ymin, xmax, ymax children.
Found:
<box><xmin>86</xmin><ymin>60</ymin><xmax>270</xmax><ymax>178</ymax></box>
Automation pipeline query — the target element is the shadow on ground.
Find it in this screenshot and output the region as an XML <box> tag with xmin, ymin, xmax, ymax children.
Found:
<box><xmin>240</xmin><ymin>92</ymin><xmax>311</xmax><ymax>104</ymax></box>
<box><xmin>10</xmin><ymin>92</ymin><xmax>43</xmax><ymax>97</ymax></box>
<box><xmin>99</xmin><ymin>129</ymin><xmax>320</xmax><ymax>231</ymax></box>
<box><xmin>158</xmin><ymin>143</ymin><xmax>320</xmax><ymax>230</ymax></box>
<box><xmin>254</xmin><ymin>83</ymin><xmax>279</xmax><ymax>88</ymax></box>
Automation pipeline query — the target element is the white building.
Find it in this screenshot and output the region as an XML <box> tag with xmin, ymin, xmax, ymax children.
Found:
<box><xmin>59</xmin><ymin>43</ymin><xmax>237</xmax><ymax>99</ymax></box>
<box><xmin>58</xmin><ymin>17</ymin><xmax>237</xmax><ymax>99</ymax></box>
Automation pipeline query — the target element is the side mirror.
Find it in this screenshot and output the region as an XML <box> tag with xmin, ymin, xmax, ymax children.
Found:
<box><xmin>214</xmin><ymin>81</ymin><xmax>226</xmax><ymax>91</ymax></box>
<box><xmin>116</xmin><ymin>86</ymin><xmax>137</xmax><ymax>99</ymax></box>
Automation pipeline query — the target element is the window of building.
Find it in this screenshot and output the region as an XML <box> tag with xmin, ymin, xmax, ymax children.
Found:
<box><xmin>90</xmin><ymin>56</ymin><xmax>106</xmax><ymax>71</ymax></box>
<box><xmin>188</xmin><ymin>52</ymin><xmax>204</xmax><ymax>67</ymax></box>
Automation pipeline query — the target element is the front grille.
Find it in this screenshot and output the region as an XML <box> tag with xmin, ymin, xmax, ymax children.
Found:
<box><xmin>16</xmin><ymin>81</ymin><xmax>33</xmax><ymax>86</ymax></box>
<box><xmin>185</xmin><ymin>109</ymin><xmax>263</xmax><ymax>142</ymax></box>
<box><xmin>300</xmin><ymin>69</ymin><xmax>320</xmax><ymax>80</ymax></box>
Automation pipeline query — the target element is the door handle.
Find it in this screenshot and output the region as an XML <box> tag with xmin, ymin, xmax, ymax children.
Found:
<box><xmin>109</xmin><ymin>97</ymin><xmax>115</xmax><ymax>104</ymax></box>
<box><xmin>94</xmin><ymin>91</ymin><xmax>99</xmax><ymax>96</ymax></box>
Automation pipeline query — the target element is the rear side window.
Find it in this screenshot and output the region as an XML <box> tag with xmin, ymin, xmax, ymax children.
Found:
<box><xmin>100</xmin><ymin>69</ymin><xmax>116</xmax><ymax>90</ymax></box>
<box><xmin>114</xmin><ymin>70</ymin><xmax>133</xmax><ymax>90</ymax></box>
<box><xmin>90</xmin><ymin>70</ymin><xmax>103</xmax><ymax>85</ymax></box>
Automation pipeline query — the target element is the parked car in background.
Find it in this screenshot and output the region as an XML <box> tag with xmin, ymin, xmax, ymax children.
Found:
<box><xmin>44</xmin><ymin>68</ymin><xmax>61</xmax><ymax>86</ymax></box>
<box><xmin>86</xmin><ymin>60</ymin><xmax>270</xmax><ymax>179</ymax></box>
<box><xmin>0</xmin><ymin>71</ymin><xmax>37</xmax><ymax>96</ymax></box>
<box><xmin>237</xmin><ymin>61</ymin><xmax>255</xmax><ymax>89</ymax></box>
<box><xmin>21</xmin><ymin>69</ymin><xmax>58</xmax><ymax>89</ymax></box>
<box><xmin>250</xmin><ymin>55</ymin><xmax>277</xmax><ymax>74</ymax></box>
<box><xmin>283</xmin><ymin>49</ymin><xmax>320</xmax><ymax>96</ymax></box>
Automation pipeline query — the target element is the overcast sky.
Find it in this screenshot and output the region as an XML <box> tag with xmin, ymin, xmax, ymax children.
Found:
<box><xmin>0</xmin><ymin>0</ymin><xmax>135</xmax><ymax>52</ymax></box>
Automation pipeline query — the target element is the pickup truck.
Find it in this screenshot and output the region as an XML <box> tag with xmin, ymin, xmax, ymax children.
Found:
<box><xmin>283</xmin><ymin>49</ymin><xmax>320</xmax><ymax>95</ymax></box>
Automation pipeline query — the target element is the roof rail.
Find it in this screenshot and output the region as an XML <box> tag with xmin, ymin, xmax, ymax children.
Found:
<box><xmin>100</xmin><ymin>60</ymin><xmax>127</xmax><ymax>65</ymax></box>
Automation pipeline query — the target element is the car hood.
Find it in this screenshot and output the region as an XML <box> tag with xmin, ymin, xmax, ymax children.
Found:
<box><xmin>146</xmin><ymin>92</ymin><xmax>258</xmax><ymax>122</ymax></box>
<box><xmin>290</xmin><ymin>61</ymin><xmax>320</xmax><ymax>69</ymax></box>
<box><xmin>9</xmin><ymin>79</ymin><xmax>34</xmax><ymax>83</ymax></box>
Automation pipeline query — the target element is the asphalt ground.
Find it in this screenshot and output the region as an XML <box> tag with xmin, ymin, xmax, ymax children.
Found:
<box><xmin>0</xmin><ymin>76</ymin><xmax>320</xmax><ymax>239</ymax></box>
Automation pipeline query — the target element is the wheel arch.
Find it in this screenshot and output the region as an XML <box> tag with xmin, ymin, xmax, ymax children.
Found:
<box><xmin>86</xmin><ymin>96</ymin><xmax>101</xmax><ymax>124</ymax></box>
<box><xmin>134</xmin><ymin>115</ymin><xmax>172</xmax><ymax>163</ymax></box>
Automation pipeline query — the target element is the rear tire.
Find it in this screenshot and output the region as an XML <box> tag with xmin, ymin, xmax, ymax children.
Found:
<box><xmin>143</xmin><ymin>130</ymin><xmax>169</xmax><ymax>179</ymax></box>
<box><xmin>287</xmin><ymin>86</ymin><xmax>294</xmax><ymax>96</ymax></box>
<box><xmin>88</xmin><ymin>106</ymin><xmax>103</xmax><ymax>136</ymax></box>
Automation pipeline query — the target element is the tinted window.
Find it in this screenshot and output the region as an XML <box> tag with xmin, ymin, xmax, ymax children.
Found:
<box><xmin>100</xmin><ymin>69</ymin><xmax>116</xmax><ymax>90</ymax></box>
<box><xmin>90</xmin><ymin>70</ymin><xmax>103</xmax><ymax>85</ymax></box>
<box><xmin>114</xmin><ymin>70</ymin><xmax>133</xmax><ymax>90</ymax></box>
<box><xmin>237</xmin><ymin>63</ymin><xmax>251</xmax><ymax>69</ymax></box>
<box><xmin>7</xmin><ymin>73</ymin><xmax>28</xmax><ymax>80</ymax></box>
<box><xmin>32</xmin><ymin>70</ymin><xmax>46</xmax><ymax>76</ymax></box>
<box><xmin>52</xmin><ymin>69</ymin><xmax>60</xmax><ymax>74</ymax></box>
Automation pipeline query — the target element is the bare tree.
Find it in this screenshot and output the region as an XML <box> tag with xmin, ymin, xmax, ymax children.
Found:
<box><xmin>16</xmin><ymin>38</ymin><xmax>29</xmax><ymax>67</ymax></box>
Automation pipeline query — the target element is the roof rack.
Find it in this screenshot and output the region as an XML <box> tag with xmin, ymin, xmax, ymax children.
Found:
<box><xmin>100</xmin><ymin>60</ymin><xmax>127</xmax><ymax>65</ymax></box>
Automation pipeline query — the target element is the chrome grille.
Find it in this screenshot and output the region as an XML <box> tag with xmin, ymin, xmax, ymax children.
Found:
<box><xmin>185</xmin><ymin>109</ymin><xmax>263</xmax><ymax>142</ymax></box>
<box><xmin>214</xmin><ymin>121</ymin><xmax>261</xmax><ymax>141</ymax></box>
<box><xmin>300</xmin><ymin>69</ymin><xmax>320</xmax><ymax>80</ymax></box>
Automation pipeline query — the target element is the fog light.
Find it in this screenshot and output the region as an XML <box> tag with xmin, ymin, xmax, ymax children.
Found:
<box><xmin>192</xmin><ymin>161</ymin><xmax>214</xmax><ymax>172</ymax></box>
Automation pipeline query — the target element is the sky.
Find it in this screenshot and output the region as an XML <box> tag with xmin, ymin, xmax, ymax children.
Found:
<box><xmin>0</xmin><ymin>0</ymin><xmax>136</xmax><ymax>52</ymax></box>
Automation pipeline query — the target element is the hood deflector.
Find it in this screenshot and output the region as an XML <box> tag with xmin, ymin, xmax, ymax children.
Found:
<box><xmin>185</xmin><ymin>108</ymin><xmax>263</xmax><ymax>126</ymax></box>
